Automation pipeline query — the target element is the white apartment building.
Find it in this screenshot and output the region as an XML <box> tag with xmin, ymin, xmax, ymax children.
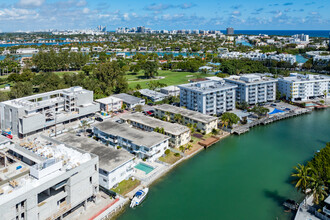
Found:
<box><xmin>160</xmin><ymin>86</ymin><xmax>180</xmax><ymax>96</ymax></box>
<box><xmin>120</xmin><ymin>112</ymin><xmax>191</xmax><ymax>148</ymax></box>
<box><xmin>16</xmin><ymin>48</ymin><xmax>39</xmax><ymax>54</ymax></box>
<box><xmin>56</xmin><ymin>134</ymin><xmax>135</xmax><ymax>190</ymax></box>
<box><xmin>93</xmin><ymin>121</ymin><xmax>170</xmax><ymax>162</ymax></box>
<box><xmin>224</xmin><ymin>74</ymin><xmax>277</xmax><ymax>104</ymax></box>
<box><xmin>0</xmin><ymin>86</ymin><xmax>100</xmax><ymax>137</ymax></box>
<box><xmin>0</xmin><ymin>136</ymin><xmax>99</xmax><ymax>220</ymax></box>
<box><xmin>154</xmin><ymin>104</ymin><xmax>218</xmax><ymax>134</ymax></box>
<box><xmin>277</xmin><ymin>73</ymin><xmax>330</xmax><ymax>101</ymax></box>
<box><xmin>178</xmin><ymin>80</ymin><xmax>237</xmax><ymax>115</ymax></box>
<box><xmin>96</xmin><ymin>96</ymin><xmax>123</xmax><ymax>112</ymax></box>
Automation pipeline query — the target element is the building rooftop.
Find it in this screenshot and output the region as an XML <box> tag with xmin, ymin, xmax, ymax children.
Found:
<box><xmin>0</xmin><ymin>136</ymin><xmax>94</xmax><ymax>204</ymax></box>
<box><xmin>120</xmin><ymin>112</ymin><xmax>189</xmax><ymax>136</ymax></box>
<box><xmin>178</xmin><ymin>80</ymin><xmax>237</xmax><ymax>94</ymax></box>
<box><xmin>280</xmin><ymin>73</ymin><xmax>330</xmax><ymax>83</ymax></box>
<box><xmin>154</xmin><ymin>104</ymin><xmax>218</xmax><ymax>124</ymax></box>
<box><xmin>2</xmin><ymin>86</ymin><xmax>91</xmax><ymax>109</ymax></box>
<box><xmin>93</xmin><ymin>120</ymin><xmax>170</xmax><ymax>148</ymax></box>
<box><xmin>112</xmin><ymin>93</ymin><xmax>144</xmax><ymax>105</ymax></box>
<box><xmin>55</xmin><ymin>134</ymin><xmax>134</xmax><ymax>172</ymax></box>
<box><xmin>160</xmin><ymin>86</ymin><xmax>180</xmax><ymax>91</ymax></box>
<box><xmin>225</xmin><ymin>74</ymin><xmax>277</xmax><ymax>84</ymax></box>
<box><xmin>95</xmin><ymin>96</ymin><xmax>122</xmax><ymax>105</ymax></box>
<box><xmin>139</xmin><ymin>89</ymin><xmax>168</xmax><ymax>99</ymax></box>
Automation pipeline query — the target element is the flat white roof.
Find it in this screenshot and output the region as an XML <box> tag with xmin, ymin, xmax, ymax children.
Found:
<box><xmin>95</xmin><ymin>96</ymin><xmax>122</xmax><ymax>105</ymax></box>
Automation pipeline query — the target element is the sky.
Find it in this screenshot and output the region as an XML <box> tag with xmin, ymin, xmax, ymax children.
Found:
<box><xmin>0</xmin><ymin>0</ymin><xmax>329</xmax><ymax>32</ymax></box>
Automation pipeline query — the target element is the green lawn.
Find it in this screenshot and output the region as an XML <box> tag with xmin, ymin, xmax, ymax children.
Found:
<box><xmin>126</xmin><ymin>70</ymin><xmax>213</xmax><ymax>89</ymax></box>
<box><xmin>53</xmin><ymin>70</ymin><xmax>83</xmax><ymax>77</ymax></box>
<box><xmin>159</xmin><ymin>151</ymin><xmax>182</xmax><ymax>164</ymax></box>
<box><xmin>111</xmin><ymin>178</ymin><xmax>141</xmax><ymax>196</ymax></box>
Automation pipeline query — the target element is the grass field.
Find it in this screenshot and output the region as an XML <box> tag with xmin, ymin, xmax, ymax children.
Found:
<box><xmin>126</xmin><ymin>70</ymin><xmax>213</xmax><ymax>89</ymax></box>
<box><xmin>111</xmin><ymin>178</ymin><xmax>141</xmax><ymax>196</ymax></box>
<box><xmin>159</xmin><ymin>151</ymin><xmax>183</xmax><ymax>164</ymax></box>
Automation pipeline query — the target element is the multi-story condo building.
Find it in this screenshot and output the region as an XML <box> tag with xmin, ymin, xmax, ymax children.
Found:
<box><xmin>0</xmin><ymin>136</ymin><xmax>99</xmax><ymax>220</ymax></box>
<box><xmin>178</xmin><ymin>80</ymin><xmax>237</xmax><ymax>115</ymax></box>
<box><xmin>0</xmin><ymin>86</ymin><xmax>100</xmax><ymax>138</ymax></box>
<box><xmin>277</xmin><ymin>73</ymin><xmax>330</xmax><ymax>101</ymax></box>
<box><xmin>224</xmin><ymin>74</ymin><xmax>277</xmax><ymax>104</ymax></box>
<box><xmin>120</xmin><ymin>112</ymin><xmax>190</xmax><ymax>148</ymax></box>
<box><xmin>56</xmin><ymin>134</ymin><xmax>135</xmax><ymax>190</ymax></box>
<box><xmin>93</xmin><ymin>121</ymin><xmax>170</xmax><ymax>162</ymax></box>
<box><xmin>154</xmin><ymin>104</ymin><xmax>218</xmax><ymax>134</ymax></box>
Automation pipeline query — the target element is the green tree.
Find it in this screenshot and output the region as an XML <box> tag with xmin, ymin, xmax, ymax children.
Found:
<box><xmin>309</xmin><ymin>172</ymin><xmax>328</xmax><ymax>205</ymax></box>
<box><xmin>142</xmin><ymin>61</ymin><xmax>158</xmax><ymax>78</ymax></box>
<box><xmin>135</xmin><ymin>105</ymin><xmax>143</xmax><ymax>112</ymax></box>
<box><xmin>9</xmin><ymin>82</ymin><xmax>33</xmax><ymax>99</ymax></box>
<box><xmin>291</xmin><ymin>164</ymin><xmax>312</xmax><ymax>206</ymax></box>
<box><xmin>220</xmin><ymin>112</ymin><xmax>240</xmax><ymax>127</ymax></box>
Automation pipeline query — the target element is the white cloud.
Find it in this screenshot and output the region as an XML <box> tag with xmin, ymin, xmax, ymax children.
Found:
<box><xmin>17</xmin><ymin>0</ymin><xmax>45</xmax><ymax>7</ymax></box>
<box><xmin>82</xmin><ymin>8</ymin><xmax>90</xmax><ymax>14</ymax></box>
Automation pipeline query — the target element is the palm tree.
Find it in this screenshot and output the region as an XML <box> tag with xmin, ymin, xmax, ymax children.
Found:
<box><xmin>291</xmin><ymin>164</ymin><xmax>312</xmax><ymax>207</ymax></box>
<box><xmin>309</xmin><ymin>171</ymin><xmax>328</xmax><ymax>205</ymax></box>
<box><xmin>179</xmin><ymin>145</ymin><xmax>186</xmax><ymax>153</ymax></box>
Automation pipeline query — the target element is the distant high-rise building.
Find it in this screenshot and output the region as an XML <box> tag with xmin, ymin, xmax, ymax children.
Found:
<box><xmin>137</xmin><ymin>26</ymin><xmax>145</xmax><ymax>33</ymax></box>
<box><xmin>97</xmin><ymin>25</ymin><xmax>106</xmax><ymax>32</ymax></box>
<box><xmin>226</xmin><ymin>27</ymin><xmax>234</xmax><ymax>35</ymax></box>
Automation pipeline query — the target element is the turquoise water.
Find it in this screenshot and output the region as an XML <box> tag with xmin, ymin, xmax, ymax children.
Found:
<box><xmin>119</xmin><ymin>109</ymin><xmax>330</xmax><ymax>220</ymax></box>
<box><xmin>296</xmin><ymin>54</ymin><xmax>308</xmax><ymax>63</ymax></box>
<box><xmin>135</xmin><ymin>163</ymin><xmax>154</xmax><ymax>174</ymax></box>
<box><xmin>236</xmin><ymin>40</ymin><xmax>253</xmax><ymax>47</ymax></box>
<box><xmin>305</xmin><ymin>103</ymin><xmax>317</xmax><ymax>107</ymax></box>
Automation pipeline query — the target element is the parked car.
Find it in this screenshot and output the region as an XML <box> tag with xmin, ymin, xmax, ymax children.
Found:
<box><xmin>270</xmin><ymin>104</ymin><xmax>277</xmax><ymax>107</ymax></box>
<box><xmin>95</xmin><ymin>117</ymin><xmax>104</xmax><ymax>122</ymax></box>
<box><xmin>275</xmin><ymin>100</ymin><xmax>281</xmax><ymax>103</ymax></box>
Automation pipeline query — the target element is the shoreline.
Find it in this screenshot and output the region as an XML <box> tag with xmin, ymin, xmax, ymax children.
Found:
<box><xmin>106</xmin><ymin>107</ymin><xmax>328</xmax><ymax>220</ymax></box>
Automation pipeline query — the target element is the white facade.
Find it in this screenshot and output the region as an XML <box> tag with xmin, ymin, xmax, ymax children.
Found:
<box><xmin>93</xmin><ymin>121</ymin><xmax>170</xmax><ymax>162</ymax></box>
<box><xmin>178</xmin><ymin>80</ymin><xmax>237</xmax><ymax>115</ymax></box>
<box><xmin>277</xmin><ymin>73</ymin><xmax>330</xmax><ymax>101</ymax></box>
<box><xmin>96</xmin><ymin>96</ymin><xmax>123</xmax><ymax>112</ymax></box>
<box><xmin>224</xmin><ymin>74</ymin><xmax>277</xmax><ymax>104</ymax></box>
<box><xmin>0</xmin><ymin>137</ymin><xmax>99</xmax><ymax>220</ymax></box>
<box><xmin>0</xmin><ymin>86</ymin><xmax>100</xmax><ymax>137</ymax></box>
<box><xmin>16</xmin><ymin>48</ymin><xmax>39</xmax><ymax>54</ymax></box>
<box><xmin>160</xmin><ymin>86</ymin><xmax>180</xmax><ymax>96</ymax></box>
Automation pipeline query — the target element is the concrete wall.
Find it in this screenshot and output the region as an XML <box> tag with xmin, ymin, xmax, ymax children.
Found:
<box><xmin>0</xmin><ymin>157</ymin><xmax>99</xmax><ymax>220</ymax></box>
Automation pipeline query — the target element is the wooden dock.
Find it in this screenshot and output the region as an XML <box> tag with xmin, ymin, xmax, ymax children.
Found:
<box><xmin>231</xmin><ymin>109</ymin><xmax>312</xmax><ymax>135</ymax></box>
<box><xmin>198</xmin><ymin>136</ymin><xmax>220</xmax><ymax>148</ymax></box>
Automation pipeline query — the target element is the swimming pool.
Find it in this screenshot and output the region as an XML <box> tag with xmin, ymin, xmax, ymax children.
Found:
<box><xmin>305</xmin><ymin>103</ymin><xmax>317</xmax><ymax>107</ymax></box>
<box><xmin>135</xmin><ymin>163</ymin><xmax>154</xmax><ymax>174</ymax></box>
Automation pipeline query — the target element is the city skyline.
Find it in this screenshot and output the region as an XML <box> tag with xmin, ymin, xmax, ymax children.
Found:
<box><xmin>0</xmin><ymin>0</ymin><xmax>329</xmax><ymax>32</ymax></box>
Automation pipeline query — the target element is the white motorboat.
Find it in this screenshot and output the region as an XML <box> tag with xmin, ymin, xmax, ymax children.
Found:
<box><xmin>130</xmin><ymin>188</ymin><xmax>149</xmax><ymax>208</ymax></box>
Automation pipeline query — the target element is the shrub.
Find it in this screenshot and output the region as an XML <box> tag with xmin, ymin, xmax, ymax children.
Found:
<box><xmin>174</xmin><ymin>153</ymin><xmax>180</xmax><ymax>157</ymax></box>
<box><xmin>165</xmin><ymin>149</ymin><xmax>171</xmax><ymax>155</ymax></box>
<box><xmin>116</xmin><ymin>146</ymin><xmax>122</xmax><ymax>149</ymax></box>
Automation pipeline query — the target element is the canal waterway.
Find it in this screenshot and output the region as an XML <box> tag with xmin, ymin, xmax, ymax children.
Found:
<box><xmin>118</xmin><ymin>109</ymin><xmax>330</xmax><ymax>220</ymax></box>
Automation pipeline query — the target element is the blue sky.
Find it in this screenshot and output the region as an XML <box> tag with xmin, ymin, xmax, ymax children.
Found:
<box><xmin>0</xmin><ymin>0</ymin><xmax>329</xmax><ymax>32</ymax></box>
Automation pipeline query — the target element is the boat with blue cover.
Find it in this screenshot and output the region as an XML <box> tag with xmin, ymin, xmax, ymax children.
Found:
<box><xmin>130</xmin><ymin>188</ymin><xmax>149</xmax><ymax>208</ymax></box>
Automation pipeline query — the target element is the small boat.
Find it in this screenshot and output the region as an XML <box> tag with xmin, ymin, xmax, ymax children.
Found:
<box><xmin>130</xmin><ymin>188</ymin><xmax>149</xmax><ymax>208</ymax></box>
<box><xmin>283</xmin><ymin>199</ymin><xmax>298</xmax><ymax>211</ymax></box>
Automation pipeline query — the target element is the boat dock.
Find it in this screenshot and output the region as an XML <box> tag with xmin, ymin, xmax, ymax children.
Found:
<box><xmin>198</xmin><ymin>136</ymin><xmax>220</xmax><ymax>148</ymax></box>
<box><xmin>232</xmin><ymin>109</ymin><xmax>312</xmax><ymax>135</ymax></box>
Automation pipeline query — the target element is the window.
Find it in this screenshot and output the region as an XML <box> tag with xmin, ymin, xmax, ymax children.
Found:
<box><xmin>90</xmin><ymin>176</ymin><xmax>92</xmax><ymax>184</ymax></box>
<box><xmin>95</xmin><ymin>164</ymin><xmax>97</xmax><ymax>171</ymax></box>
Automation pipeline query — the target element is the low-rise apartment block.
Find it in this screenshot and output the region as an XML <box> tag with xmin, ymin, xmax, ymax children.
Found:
<box><xmin>178</xmin><ymin>80</ymin><xmax>237</xmax><ymax>115</ymax></box>
<box><xmin>55</xmin><ymin>134</ymin><xmax>135</xmax><ymax>190</ymax></box>
<box><xmin>154</xmin><ymin>104</ymin><xmax>218</xmax><ymax>134</ymax></box>
<box><xmin>93</xmin><ymin>121</ymin><xmax>170</xmax><ymax>162</ymax></box>
<box><xmin>0</xmin><ymin>136</ymin><xmax>99</xmax><ymax>220</ymax></box>
<box><xmin>0</xmin><ymin>86</ymin><xmax>100</xmax><ymax>138</ymax></box>
<box><xmin>277</xmin><ymin>73</ymin><xmax>330</xmax><ymax>101</ymax></box>
<box><xmin>160</xmin><ymin>86</ymin><xmax>180</xmax><ymax>96</ymax></box>
<box><xmin>224</xmin><ymin>74</ymin><xmax>277</xmax><ymax>104</ymax></box>
<box><xmin>120</xmin><ymin>112</ymin><xmax>190</xmax><ymax>148</ymax></box>
<box><xmin>96</xmin><ymin>96</ymin><xmax>123</xmax><ymax>112</ymax></box>
<box><xmin>139</xmin><ymin>89</ymin><xmax>168</xmax><ymax>102</ymax></box>
<box><xmin>112</xmin><ymin>93</ymin><xmax>145</xmax><ymax>109</ymax></box>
